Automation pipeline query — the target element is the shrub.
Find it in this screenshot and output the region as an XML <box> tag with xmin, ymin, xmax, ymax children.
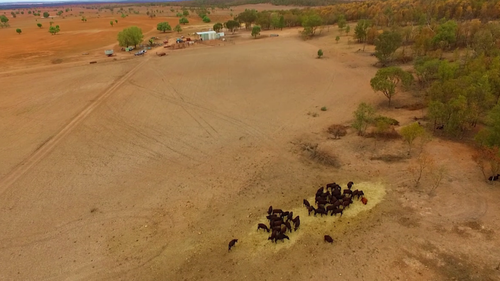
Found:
<box><xmin>352</xmin><ymin>102</ymin><xmax>375</xmax><ymax>135</ymax></box>
<box><xmin>373</xmin><ymin>116</ymin><xmax>399</xmax><ymax>126</ymax></box>
<box><xmin>317</xmin><ymin>49</ymin><xmax>323</xmax><ymax>58</ymax></box>
<box><xmin>320</xmin><ymin>106</ymin><xmax>327</xmax><ymax>111</ymax></box>
<box><xmin>327</xmin><ymin>124</ymin><xmax>348</xmax><ymax>139</ymax></box>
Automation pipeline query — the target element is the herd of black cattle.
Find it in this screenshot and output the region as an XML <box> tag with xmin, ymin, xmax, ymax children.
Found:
<box><xmin>228</xmin><ymin>181</ymin><xmax>368</xmax><ymax>251</ymax></box>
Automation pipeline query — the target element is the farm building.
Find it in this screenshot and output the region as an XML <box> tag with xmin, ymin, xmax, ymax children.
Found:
<box><xmin>196</xmin><ymin>31</ymin><xmax>217</xmax><ymax>41</ymax></box>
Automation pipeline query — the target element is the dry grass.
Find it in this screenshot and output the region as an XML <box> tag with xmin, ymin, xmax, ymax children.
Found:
<box><xmin>299</xmin><ymin>142</ymin><xmax>341</xmax><ymax>168</ymax></box>
<box><xmin>51</xmin><ymin>58</ymin><xmax>63</xmax><ymax>64</ymax></box>
<box><xmin>396</xmin><ymin>102</ymin><xmax>427</xmax><ymax>111</ymax></box>
<box><xmin>370</xmin><ymin>154</ymin><xmax>407</xmax><ymax>163</ymax></box>
<box><xmin>365</xmin><ymin>127</ymin><xmax>401</xmax><ymax>139</ymax></box>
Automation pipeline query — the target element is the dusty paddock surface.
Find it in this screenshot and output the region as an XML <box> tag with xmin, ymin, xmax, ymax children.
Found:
<box><xmin>1</xmin><ymin>28</ymin><xmax>500</xmax><ymax>281</ymax></box>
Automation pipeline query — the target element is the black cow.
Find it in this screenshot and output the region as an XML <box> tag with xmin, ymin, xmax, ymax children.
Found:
<box><xmin>257</xmin><ymin>223</ymin><xmax>270</xmax><ymax>232</ymax></box>
<box><xmin>324</xmin><ymin>235</ymin><xmax>334</xmax><ymax>243</ymax></box>
<box><xmin>228</xmin><ymin>239</ymin><xmax>238</xmax><ymax>251</ymax></box>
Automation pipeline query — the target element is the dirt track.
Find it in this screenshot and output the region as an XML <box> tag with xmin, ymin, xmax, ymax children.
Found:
<box><xmin>1</xmin><ymin>25</ymin><xmax>500</xmax><ymax>281</ymax></box>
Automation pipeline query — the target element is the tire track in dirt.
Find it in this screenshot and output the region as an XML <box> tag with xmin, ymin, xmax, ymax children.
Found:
<box><xmin>0</xmin><ymin>58</ymin><xmax>150</xmax><ymax>195</ymax></box>
<box><xmin>127</xmin><ymin>73</ymin><xmax>279</xmax><ymax>148</ymax></box>
<box><xmin>151</xmin><ymin>65</ymin><xmax>219</xmax><ymax>138</ymax></box>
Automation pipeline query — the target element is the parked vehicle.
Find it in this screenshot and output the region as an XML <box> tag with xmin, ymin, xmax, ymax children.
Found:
<box><xmin>134</xmin><ymin>50</ymin><xmax>146</xmax><ymax>56</ymax></box>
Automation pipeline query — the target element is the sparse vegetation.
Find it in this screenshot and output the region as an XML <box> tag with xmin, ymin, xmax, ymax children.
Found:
<box><xmin>157</xmin><ymin>22</ymin><xmax>171</xmax><ymax>32</ymax></box>
<box><xmin>0</xmin><ymin>15</ymin><xmax>9</xmax><ymax>27</ymax></box>
<box><xmin>299</xmin><ymin>142</ymin><xmax>340</xmax><ymax>168</ymax></box>
<box><xmin>317</xmin><ymin>49</ymin><xmax>323</xmax><ymax>59</ymax></box>
<box><xmin>37</xmin><ymin>23</ymin><xmax>42</xmax><ymax>28</ymax></box>
<box><xmin>400</xmin><ymin>122</ymin><xmax>426</xmax><ymax>156</ymax></box>
<box><xmin>117</xmin><ymin>26</ymin><xmax>143</xmax><ymax>48</ymax></box>
<box><xmin>213</xmin><ymin>22</ymin><xmax>223</xmax><ymax>32</ymax></box>
<box><xmin>352</xmin><ymin>103</ymin><xmax>375</xmax><ymax>136</ymax></box>
<box><xmin>174</xmin><ymin>24</ymin><xmax>182</xmax><ymax>33</ymax></box>
<box><xmin>251</xmin><ymin>25</ymin><xmax>261</xmax><ymax>38</ymax></box>
<box><xmin>179</xmin><ymin>17</ymin><xmax>189</xmax><ymax>25</ymax></box>
<box><xmin>16</xmin><ymin>28</ymin><xmax>21</xmax><ymax>34</ymax></box>
<box><xmin>49</xmin><ymin>25</ymin><xmax>60</xmax><ymax>35</ymax></box>
<box><xmin>225</xmin><ymin>20</ymin><xmax>239</xmax><ymax>33</ymax></box>
<box><xmin>370</xmin><ymin>67</ymin><xmax>414</xmax><ymax>107</ymax></box>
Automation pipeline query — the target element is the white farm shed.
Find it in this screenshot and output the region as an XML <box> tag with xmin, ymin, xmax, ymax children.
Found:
<box><xmin>196</xmin><ymin>31</ymin><xmax>217</xmax><ymax>41</ymax></box>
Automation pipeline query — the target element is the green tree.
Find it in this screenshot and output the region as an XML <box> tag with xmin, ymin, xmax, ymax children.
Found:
<box><xmin>225</xmin><ymin>20</ymin><xmax>239</xmax><ymax>33</ymax></box>
<box><xmin>110</xmin><ymin>21</ymin><xmax>114</xmax><ymax>27</ymax></box>
<box><xmin>157</xmin><ymin>22</ymin><xmax>171</xmax><ymax>32</ymax></box>
<box><xmin>337</xmin><ymin>14</ymin><xmax>346</xmax><ymax>30</ymax></box>
<box><xmin>0</xmin><ymin>15</ymin><xmax>9</xmax><ymax>27</ymax></box>
<box><xmin>472</xmin><ymin>29</ymin><xmax>496</xmax><ymax>56</ymax></box>
<box><xmin>251</xmin><ymin>25</ymin><xmax>261</xmax><ymax>38</ymax></box>
<box><xmin>432</xmin><ymin>20</ymin><xmax>458</xmax><ymax>50</ymax></box>
<box><xmin>117</xmin><ymin>26</ymin><xmax>143</xmax><ymax>48</ymax></box>
<box><xmin>174</xmin><ymin>24</ymin><xmax>182</xmax><ymax>33</ymax></box>
<box><xmin>236</xmin><ymin>9</ymin><xmax>257</xmax><ymax>29</ymax></box>
<box><xmin>352</xmin><ymin>102</ymin><xmax>376</xmax><ymax>136</ymax></box>
<box><xmin>374</xmin><ymin>30</ymin><xmax>402</xmax><ymax>65</ymax></box>
<box><xmin>213</xmin><ymin>22</ymin><xmax>223</xmax><ymax>32</ymax></box>
<box><xmin>176</xmin><ymin>12</ymin><xmax>182</xmax><ymax>17</ymax></box>
<box><xmin>43</xmin><ymin>12</ymin><xmax>49</xmax><ymax>18</ymax></box>
<box><xmin>16</xmin><ymin>28</ymin><xmax>22</xmax><ymax>34</ymax></box>
<box><xmin>49</xmin><ymin>25</ymin><xmax>60</xmax><ymax>35</ymax></box>
<box><xmin>345</xmin><ymin>25</ymin><xmax>350</xmax><ymax>36</ymax></box>
<box><xmin>182</xmin><ymin>9</ymin><xmax>189</xmax><ymax>16</ymax></box>
<box><xmin>370</xmin><ymin>66</ymin><xmax>414</xmax><ymax>106</ymax></box>
<box><xmin>335</xmin><ymin>36</ymin><xmax>340</xmax><ymax>43</ymax></box>
<box><xmin>301</xmin><ymin>13</ymin><xmax>323</xmax><ymax>36</ymax></box>
<box><xmin>400</xmin><ymin>122</ymin><xmax>426</xmax><ymax>155</ymax></box>
<box><xmin>179</xmin><ymin>17</ymin><xmax>189</xmax><ymax>25</ymax></box>
<box><xmin>202</xmin><ymin>15</ymin><xmax>211</xmax><ymax>23</ymax></box>
<box><xmin>476</xmin><ymin>104</ymin><xmax>500</xmax><ymax>147</ymax></box>
<box><xmin>354</xmin><ymin>19</ymin><xmax>370</xmax><ymax>43</ymax></box>
<box><xmin>278</xmin><ymin>15</ymin><xmax>285</xmax><ymax>30</ymax></box>
<box><xmin>317</xmin><ymin>49</ymin><xmax>323</xmax><ymax>58</ymax></box>
<box><xmin>37</xmin><ymin>23</ymin><xmax>42</xmax><ymax>28</ymax></box>
<box><xmin>81</xmin><ymin>16</ymin><xmax>87</xmax><ymax>22</ymax></box>
<box><xmin>115</xmin><ymin>20</ymin><xmax>118</xmax><ymax>23</ymax></box>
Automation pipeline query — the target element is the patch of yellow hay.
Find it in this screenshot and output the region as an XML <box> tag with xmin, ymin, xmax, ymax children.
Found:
<box><xmin>245</xmin><ymin>182</ymin><xmax>386</xmax><ymax>253</ymax></box>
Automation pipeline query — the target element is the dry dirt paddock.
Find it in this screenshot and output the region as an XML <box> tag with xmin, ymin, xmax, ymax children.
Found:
<box><xmin>0</xmin><ymin>27</ymin><xmax>500</xmax><ymax>281</ymax></box>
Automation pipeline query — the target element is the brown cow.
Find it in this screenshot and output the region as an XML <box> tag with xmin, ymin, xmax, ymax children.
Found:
<box><xmin>361</xmin><ymin>197</ymin><xmax>368</xmax><ymax>205</ymax></box>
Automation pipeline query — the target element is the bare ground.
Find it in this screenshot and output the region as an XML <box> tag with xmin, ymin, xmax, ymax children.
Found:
<box><xmin>0</xmin><ymin>27</ymin><xmax>499</xmax><ymax>281</ymax></box>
